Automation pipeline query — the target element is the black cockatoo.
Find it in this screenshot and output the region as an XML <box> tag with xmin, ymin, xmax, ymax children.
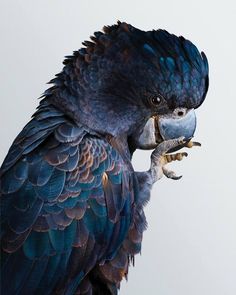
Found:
<box><xmin>0</xmin><ymin>22</ymin><xmax>209</xmax><ymax>294</ymax></box>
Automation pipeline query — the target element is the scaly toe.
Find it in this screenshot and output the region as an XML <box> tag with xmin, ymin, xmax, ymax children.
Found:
<box><xmin>165</xmin><ymin>152</ymin><xmax>188</xmax><ymax>163</ymax></box>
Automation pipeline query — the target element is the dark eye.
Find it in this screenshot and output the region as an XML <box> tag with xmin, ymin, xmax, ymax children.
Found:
<box><xmin>150</xmin><ymin>94</ymin><xmax>162</xmax><ymax>106</ymax></box>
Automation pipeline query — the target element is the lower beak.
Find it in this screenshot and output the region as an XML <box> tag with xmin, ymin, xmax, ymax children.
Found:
<box><xmin>135</xmin><ymin>117</ymin><xmax>157</xmax><ymax>150</ymax></box>
<box><xmin>136</xmin><ymin>109</ymin><xmax>197</xmax><ymax>150</ymax></box>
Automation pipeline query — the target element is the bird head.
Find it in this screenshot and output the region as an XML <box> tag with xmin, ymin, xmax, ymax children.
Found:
<box><xmin>47</xmin><ymin>22</ymin><xmax>209</xmax><ymax>151</ymax></box>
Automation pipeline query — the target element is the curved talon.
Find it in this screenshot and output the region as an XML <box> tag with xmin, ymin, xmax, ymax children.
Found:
<box><xmin>186</xmin><ymin>141</ymin><xmax>201</xmax><ymax>148</ymax></box>
<box><xmin>163</xmin><ymin>167</ymin><xmax>182</xmax><ymax>180</ymax></box>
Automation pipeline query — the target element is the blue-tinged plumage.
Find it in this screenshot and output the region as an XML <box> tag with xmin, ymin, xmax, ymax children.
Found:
<box><xmin>35</xmin><ymin>254</ymin><xmax>62</xmax><ymax>295</ymax></box>
<box><xmin>107</xmin><ymin>171</ymin><xmax>122</xmax><ymax>184</ymax></box>
<box><xmin>35</xmin><ymin>169</ymin><xmax>66</xmax><ymax>201</ymax></box>
<box><xmin>92</xmin><ymin>161</ymin><xmax>107</xmax><ymax>175</ymax></box>
<box><xmin>9</xmin><ymin>198</ymin><xmax>43</xmax><ymax>234</ymax></box>
<box><xmin>165</xmin><ymin>57</ymin><xmax>175</xmax><ymax>72</ymax></box>
<box><xmin>0</xmin><ymin>21</ymin><xmax>209</xmax><ymax>294</ymax></box>
<box><xmin>11</xmin><ymin>182</ymin><xmax>36</xmax><ymax>212</ymax></box>
<box><xmin>50</xmin><ymin>250</ymin><xmax>74</xmax><ymax>293</ymax></box>
<box><xmin>1</xmin><ymin>107</ymin><xmax>134</xmax><ymax>293</ymax></box>
<box><xmin>14</xmin><ymin>160</ymin><xmax>28</xmax><ymax>180</ymax></box>
<box><xmin>28</xmin><ymin>160</ymin><xmax>54</xmax><ymax>186</ymax></box>
<box><xmin>56</xmin><ymin>152</ymin><xmax>80</xmax><ymax>171</ymax></box>
<box><xmin>58</xmin><ymin>196</ymin><xmax>80</xmax><ymax>209</ymax></box>
<box><xmin>23</xmin><ymin>231</ymin><xmax>53</xmax><ymax>259</ymax></box>
<box><xmin>106</xmin><ymin>215</ymin><xmax>130</xmax><ymax>261</ymax></box>
<box><xmin>65</xmin><ymin>271</ymin><xmax>85</xmax><ymax>295</ymax></box>
<box><xmin>1</xmin><ymin>169</ymin><xmax>26</xmax><ymax>194</ymax></box>
<box><xmin>1</xmin><ymin>249</ymin><xmax>34</xmax><ymax>294</ymax></box>
<box><xmin>43</xmin><ymin>203</ymin><xmax>64</xmax><ymax>214</ymax></box>
<box><xmin>143</xmin><ymin>43</ymin><xmax>156</xmax><ymax>56</ymax></box>
<box><xmin>89</xmin><ymin>198</ymin><xmax>107</xmax><ymax>218</ymax></box>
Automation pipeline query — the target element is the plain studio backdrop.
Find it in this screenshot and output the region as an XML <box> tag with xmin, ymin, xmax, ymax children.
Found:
<box><xmin>0</xmin><ymin>0</ymin><xmax>235</xmax><ymax>294</ymax></box>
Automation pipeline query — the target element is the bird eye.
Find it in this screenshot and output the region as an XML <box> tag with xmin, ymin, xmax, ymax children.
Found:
<box><xmin>150</xmin><ymin>95</ymin><xmax>162</xmax><ymax>106</ymax></box>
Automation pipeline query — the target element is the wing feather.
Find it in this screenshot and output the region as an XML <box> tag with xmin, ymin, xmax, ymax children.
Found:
<box><xmin>0</xmin><ymin>103</ymin><xmax>134</xmax><ymax>294</ymax></box>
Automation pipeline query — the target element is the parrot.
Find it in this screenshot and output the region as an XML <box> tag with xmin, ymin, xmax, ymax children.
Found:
<box><xmin>0</xmin><ymin>22</ymin><xmax>209</xmax><ymax>295</ymax></box>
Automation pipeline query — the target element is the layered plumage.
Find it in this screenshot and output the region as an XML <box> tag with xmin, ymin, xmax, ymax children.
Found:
<box><xmin>0</xmin><ymin>22</ymin><xmax>209</xmax><ymax>294</ymax></box>
<box><xmin>1</xmin><ymin>101</ymin><xmax>141</xmax><ymax>294</ymax></box>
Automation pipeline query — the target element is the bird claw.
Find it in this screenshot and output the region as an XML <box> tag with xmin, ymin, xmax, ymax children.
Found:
<box><xmin>150</xmin><ymin>137</ymin><xmax>190</xmax><ymax>182</ymax></box>
<box><xmin>163</xmin><ymin>167</ymin><xmax>182</xmax><ymax>180</ymax></box>
<box><xmin>151</xmin><ymin>136</ymin><xmax>186</xmax><ymax>160</ymax></box>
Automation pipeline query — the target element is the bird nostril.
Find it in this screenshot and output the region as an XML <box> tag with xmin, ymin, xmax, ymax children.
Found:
<box><xmin>178</xmin><ymin>111</ymin><xmax>184</xmax><ymax>117</ymax></box>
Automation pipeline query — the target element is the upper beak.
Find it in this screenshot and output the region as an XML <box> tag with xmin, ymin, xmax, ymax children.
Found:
<box><xmin>158</xmin><ymin>108</ymin><xmax>196</xmax><ymax>141</ymax></box>
<box><xmin>136</xmin><ymin>108</ymin><xmax>197</xmax><ymax>151</ymax></box>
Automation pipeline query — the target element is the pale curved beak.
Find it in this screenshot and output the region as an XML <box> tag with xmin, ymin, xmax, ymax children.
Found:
<box><xmin>136</xmin><ymin>109</ymin><xmax>197</xmax><ymax>151</ymax></box>
<box><xmin>158</xmin><ymin>109</ymin><xmax>196</xmax><ymax>141</ymax></box>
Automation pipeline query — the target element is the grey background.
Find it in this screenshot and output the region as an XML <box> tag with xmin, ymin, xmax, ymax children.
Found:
<box><xmin>0</xmin><ymin>0</ymin><xmax>235</xmax><ymax>294</ymax></box>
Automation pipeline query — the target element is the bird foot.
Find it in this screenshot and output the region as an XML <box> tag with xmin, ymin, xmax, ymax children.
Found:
<box><xmin>149</xmin><ymin>137</ymin><xmax>199</xmax><ymax>182</ymax></box>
